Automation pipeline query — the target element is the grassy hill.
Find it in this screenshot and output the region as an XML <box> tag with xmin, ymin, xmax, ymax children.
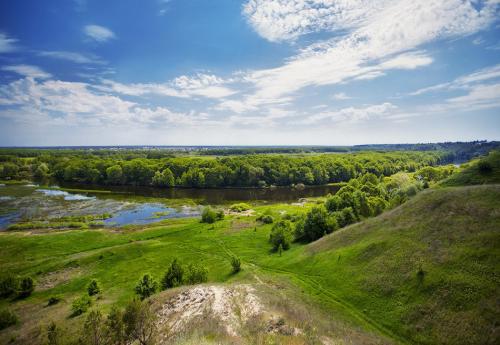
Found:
<box><xmin>0</xmin><ymin>156</ymin><xmax>499</xmax><ymax>344</ymax></box>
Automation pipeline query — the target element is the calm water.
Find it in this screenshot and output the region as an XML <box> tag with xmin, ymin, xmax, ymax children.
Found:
<box><xmin>60</xmin><ymin>183</ymin><xmax>341</xmax><ymax>204</ymax></box>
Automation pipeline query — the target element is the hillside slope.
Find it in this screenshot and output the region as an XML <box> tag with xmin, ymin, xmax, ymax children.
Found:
<box><xmin>277</xmin><ymin>185</ymin><xmax>500</xmax><ymax>345</ymax></box>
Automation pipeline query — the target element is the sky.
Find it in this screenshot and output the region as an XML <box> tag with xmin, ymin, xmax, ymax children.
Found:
<box><xmin>0</xmin><ymin>0</ymin><xmax>499</xmax><ymax>146</ymax></box>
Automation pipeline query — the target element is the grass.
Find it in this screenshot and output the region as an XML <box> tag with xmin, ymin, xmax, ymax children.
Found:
<box><xmin>441</xmin><ymin>150</ymin><xmax>500</xmax><ymax>186</ymax></box>
<box><xmin>0</xmin><ymin>169</ymin><xmax>499</xmax><ymax>344</ymax></box>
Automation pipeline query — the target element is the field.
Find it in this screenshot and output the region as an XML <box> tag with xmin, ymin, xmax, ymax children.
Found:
<box><xmin>0</xmin><ymin>149</ymin><xmax>499</xmax><ymax>344</ymax></box>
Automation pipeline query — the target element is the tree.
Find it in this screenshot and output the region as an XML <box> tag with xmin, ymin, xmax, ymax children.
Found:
<box><xmin>134</xmin><ymin>274</ymin><xmax>158</xmax><ymax>300</ymax></box>
<box><xmin>105</xmin><ymin>306</ymin><xmax>125</xmax><ymax>345</ymax></box>
<box><xmin>123</xmin><ymin>300</ymin><xmax>157</xmax><ymax>345</ymax></box>
<box><xmin>87</xmin><ymin>279</ymin><xmax>101</xmax><ymax>296</ymax></box>
<box><xmin>302</xmin><ymin>206</ymin><xmax>336</xmax><ymax>242</ymax></box>
<box><xmin>336</xmin><ymin>207</ymin><xmax>357</xmax><ymax>227</ymax></box>
<box><xmin>151</xmin><ymin>168</ymin><xmax>175</xmax><ymax>187</ymax></box>
<box><xmin>106</xmin><ymin>165</ymin><xmax>123</xmax><ymax>185</ymax></box>
<box><xmin>230</xmin><ymin>256</ymin><xmax>241</xmax><ymax>274</ymax></box>
<box><xmin>82</xmin><ymin>310</ymin><xmax>107</xmax><ymax>345</ymax></box>
<box><xmin>18</xmin><ymin>277</ymin><xmax>35</xmax><ymax>298</ymax></box>
<box><xmin>34</xmin><ymin>163</ymin><xmax>50</xmax><ymax>179</ymax></box>
<box><xmin>162</xmin><ymin>258</ymin><xmax>184</xmax><ymax>289</ymax></box>
<box><xmin>185</xmin><ymin>263</ymin><xmax>208</xmax><ymax>285</ymax></box>
<box><xmin>269</xmin><ymin>220</ymin><xmax>293</xmax><ymax>251</ymax></box>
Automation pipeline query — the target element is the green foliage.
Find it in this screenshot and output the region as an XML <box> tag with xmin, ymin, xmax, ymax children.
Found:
<box><xmin>71</xmin><ymin>295</ymin><xmax>92</xmax><ymax>316</ymax></box>
<box><xmin>185</xmin><ymin>263</ymin><xmax>208</xmax><ymax>285</ymax></box>
<box><xmin>298</xmin><ymin>206</ymin><xmax>337</xmax><ymax>242</ymax></box>
<box><xmin>0</xmin><ymin>308</ymin><xmax>17</xmax><ymax>330</ymax></box>
<box><xmin>269</xmin><ymin>220</ymin><xmax>293</xmax><ymax>251</ymax></box>
<box><xmin>106</xmin><ymin>165</ymin><xmax>123</xmax><ymax>185</ymax></box>
<box><xmin>134</xmin><ymin>274</ymin><xmax>158</xmax><ymax>300</ymax></box>
<box><xmin>47</xmin><ymin>296</ymin><xmax>61</xmax><ymax>306</ymax></box>
<box><xmin>82</xmin><ymin>310</ymin><xmax>106</xmax><ymax>345</ymax></box>
<box><xmin>18</xmin><ymin>276</ymin><xmax>35</xmax><ymax>298</ymax></box>
<box><xmin>46</xmin><ymin>321</ymin><xmax>61</xmax><ymax>345</ymax></box>
<box><xmin>105</xmin><ymin>306</ymin><xmax>125</xmax><ymax>345</ymax></box>
<box><xmin>123</xmin><ymin>299</ymin><xmax>157</xmax><ymax>345</ymax></box>
<box><xmin>161</xmin><ymin>259</ymin><xmax>184</xmax><ymax>289</ymax></box>
<box><xmin>87</xmin><ymin>279</ymin><xmax>101</xmax><ymax>296</ymax></box>
<box><xmin>442</xmin><ymin>150</ymin><xmax>500</xmax><ymax>186</ymax></box>
<box><xmin>152</xmin><ymin>168</ymin><xmax>175</xmax><ymax>187</ymax></box>
<box><xmin>0</xmin><ymin>274</ymin><xmax>18</xmax><ymax>298</ymax></box>
<box><xmin>257</xmin><ymin>214</ymin><xmax>274</xmax><ymax>224</ymax></box>
<box><xmin>230</xmin><ymin>256</ymin><xmax>241</xmax><ymax>274</ymax></box>
<box><xmin>229</xmin><ymin>203</ymin><xmax>251</xmax><ymax>212</ymax></box>
<box><xmin>201</xmin><ymin>206</ymin><xmax>223</xmax><ymax>223</ymax></box>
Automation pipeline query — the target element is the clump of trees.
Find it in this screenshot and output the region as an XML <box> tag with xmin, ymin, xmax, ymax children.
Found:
<box><xmin>269</xmin><ymin>220</ymin><xmax>293</xmax><ymax>251</ymax></box>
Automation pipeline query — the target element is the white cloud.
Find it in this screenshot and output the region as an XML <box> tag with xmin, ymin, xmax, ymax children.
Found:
<box><xmin>235</xmin><ymin>0</ymin><xmax>499</xmax><ymax>112</ymax></box>
<box><xmin>84</xmin><ymin>25</ymin><xmax>116</xmax><ymax>42</ymax></box>
<box><xmin>0</xmin><ymin>77</ymin><xmax>205</xmax><ymax>127</ymax></box>
<box><xmin>1</xmin><ymin>65</ymin><xmax>52</xmax><ymax>79</ymax></box>
<box><xmin>38</xmin><ymin>51</ymin><xmax>104</xmax><ymax>64</ymax></box>
<box><xmin>298</xmin><ymin>102</ymin><xmax>397</xmax><ymax>125</ymax></box>
<box><xmin>410</xmin><ymin>63</ymin><xmax>500</xmax><ymax>95</ymax></box>
<box><xmin>101</xmin><ymin>73</ymin><xmax>237</xmax><ymax>99</ymax></box>
<box><xmin>0</xmin><ymin>33</ymin><xmax>18</xmax><ymax>53</ymax></box>
<box><xmin>332</xmin><ymin>92</ymin><xmax>351</xmax><ymax>100</ymax></box>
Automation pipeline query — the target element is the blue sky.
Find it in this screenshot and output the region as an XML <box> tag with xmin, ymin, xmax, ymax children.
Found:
<box><xmin>0</xmin><ymin>0</ymin><xmax>499</xmax><ymax>146</ymax></box>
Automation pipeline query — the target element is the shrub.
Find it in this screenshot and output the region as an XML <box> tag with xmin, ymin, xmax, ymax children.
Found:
<box><xmin>123</xmin><ymin>299</ymin><xmax>157</xmax><ymax>345</ymax></box>
<box><xmin>46</xmin><ymin>321</ymin><xmax>61</xmax><ymax>345</ymax></box>
<box><xmin>162</xmin><ymin>259</ymin><xmax>184</xmax><ymax>289</ymax></box>
<box><xmin>269</xmin><ymin>220</ymin><xmax>293</xmax><ymax>251</ymax></box>
<box><xmin>257</xmin><ymin>214</ymin><xmax>274</xmax><ymax>224</ymax></box>
<box><xmin>335</xmin><ymin>207</ymin><xmax>357</xmax><ymax>228</ymax></box>
<box><xmin>201</xmin><ymin>207</ymin><xmax>217</xmax><ymax>223</ymax></box>
<box><xmin>18</xmin><ymin>277</ymin><xmax>35</xmax><ymax>298</ymax></box>
<box><xmin>229</xmin><ymin>203</ymin><xmax>251</xmax><ymax>212</ymax></box>
<box><xmin>230</xmin><ymin>256</ymin><xmax>241</xmax><ymax>274</ymax></box>
<box><xmin>0</xmin><ymin>308</ymin><xmax>18</xmax><ymax>330</ymax></box>
<box><xmin>185</xmin><ymin>263</ymin><xmax>208</xmax><ymax>285</ymax></box>
<box><xmin>47</xmin><ymin>296</ymin><xmax>61</xmax><ymax>306</ymax></box>
<box><xmin>105</xmin><ymin>306</ymin><xmax>125</xmax><ymax>345</ymax></box>
<box><xmin>135</xmin><ymin>274</ymin><xmax>158</xmax><ymax>300</ymax></box>
<box><xmin>478</xmin><ymin>160</ymin><xmax>493</xmax><ymax>173</ymax></box>
<box><xmin>0</xmin><ymin>274</ymin><xmax>19</xmax><ymax>298</ymax></box>
<box><xmin>71</xmin><ymin>295</ymin><xmax>92</xmax><ymax>316</ymax></box>
<box><xmin>82</xmin><ymin>310</ymin><xmax>106</xmax><ymax>345</ymax></box>
<box><xmin>87</xmin><ymin>279</ymin><xmax>101</xmax><ymax>296</ymax></box>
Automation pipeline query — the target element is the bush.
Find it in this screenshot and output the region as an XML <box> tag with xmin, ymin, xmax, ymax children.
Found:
<box><xmin>269</xmin><ymin>220</ymin><xmax>293</xmax><ymax>251</ymax></box>
<box><xmin>300</xmin><ymin>206</ymin><xmax>337</xmax><ymax>242</ymax></box>
<box><xmin>135</xmin><ymin>274</ymin><xmax>158</xmax><ymax>300</ymax></box>
<box><xmin>46</xmin><ymin>321</ymin><xmax>61</xmax><ymax>345</ymax></box>
<box><xmin>162</xmin><ymin>258</ymin><xmax>184</xmax><ymax>289</ymax></box>
<box><xmin>0</xmin><ymin>274</ymin><xmax>19</xmax><ymax>298</ymax></box>
<box><xmin>0</xmin><ymin>309</ymin><xmax>18</xmax><ymax>330</ymax></box>
<box><xmin>257</xmin><ymin>214</ymin><xmax>274</xmax><ymax>224</ymax></box>
<box><xmin>335</xmin><ymin>207</ymin><xmax>357</xmax><ymax>228</ymax></box>
<box><xmin>201</xmin><ymin>207</ymin><xmax>217</xmax><ymax>223</ymax></box>
<box><xmin>105</xmin><ymin>306</ymin><xmax>125</xmax><ymax>345</ymax></box>
<box><xmin>230</xmin><ymin>256</ymin><xmax>241</xmax><ymax>274</ymax></box>
<box><xmin>123</xmin><ymin>299</ymin><xmax>157</xmax><ymax>345</ymax></box>
<box><xmin>47</xmin><ymin>296</ymin><xmax>61</xmax><ymax>306</ymax></box>
<box><xmin>185</xmin><ymin>263</ymin><xmax>208</xmax><ymax>285</ymax></box>
<box><xmin>87</xmin><ymin>279</ymin><xmax>101</xmax><ymax>296</ymax></box>
<box><xmin>229</xmin><ymin>203</ymin><xmax>251</xmax><ymax>212</ymax></box>
<box><xmin>478</xmin><ymin>160</ymin><xmax>493</xmax><ymax>173</ymax></box>
<box><xmin>71</xmin><ymin>295</ymin><xmax>92</xmax><ymax>316</ymax></box>
<box><xmin>18</xmin><ymin>277</ymin><xmax>35</xmax><ymax>298</ymax></box>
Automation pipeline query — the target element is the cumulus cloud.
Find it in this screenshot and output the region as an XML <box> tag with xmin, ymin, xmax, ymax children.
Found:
<box><xmin>0</xmin><ymin>77</ymin><xmax>204</xmax><ymax>127</ymax></box>
<box><xmin>1</xmin><ymin>65</ymin><xmax>52</xmax><ymax>79</ymax></box>
<box><xmin>84</xmin><ymin>25</ymin><xmax>116</xmax><ymax>42</ymax></box>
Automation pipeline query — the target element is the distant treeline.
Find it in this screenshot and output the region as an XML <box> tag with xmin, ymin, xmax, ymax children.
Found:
<box><xmin>1</xmin><ymin>141</ymin><xmax>497</xmax><ymax>160</ymax></box>
<box><xmin>1</xmin><ymin>150</ymin><xmax>451</xmax><ymax>188</ymax></box>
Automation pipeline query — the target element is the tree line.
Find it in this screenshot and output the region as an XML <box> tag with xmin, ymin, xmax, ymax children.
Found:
<box><xmin>0</xmin><ymin>150</ymin><xmax>450</xmax><ymax>188</ymax></box>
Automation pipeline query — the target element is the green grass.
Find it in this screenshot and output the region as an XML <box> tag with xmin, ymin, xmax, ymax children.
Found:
<box><xmin>441</xmin><ymin>150</ymin><xmax>500</xmax><ymax>186</ymax></box>
<box><xmin>0</xmin><ymin>183</ymin><xmax>498</xmax><ymax>344</ymax></box>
